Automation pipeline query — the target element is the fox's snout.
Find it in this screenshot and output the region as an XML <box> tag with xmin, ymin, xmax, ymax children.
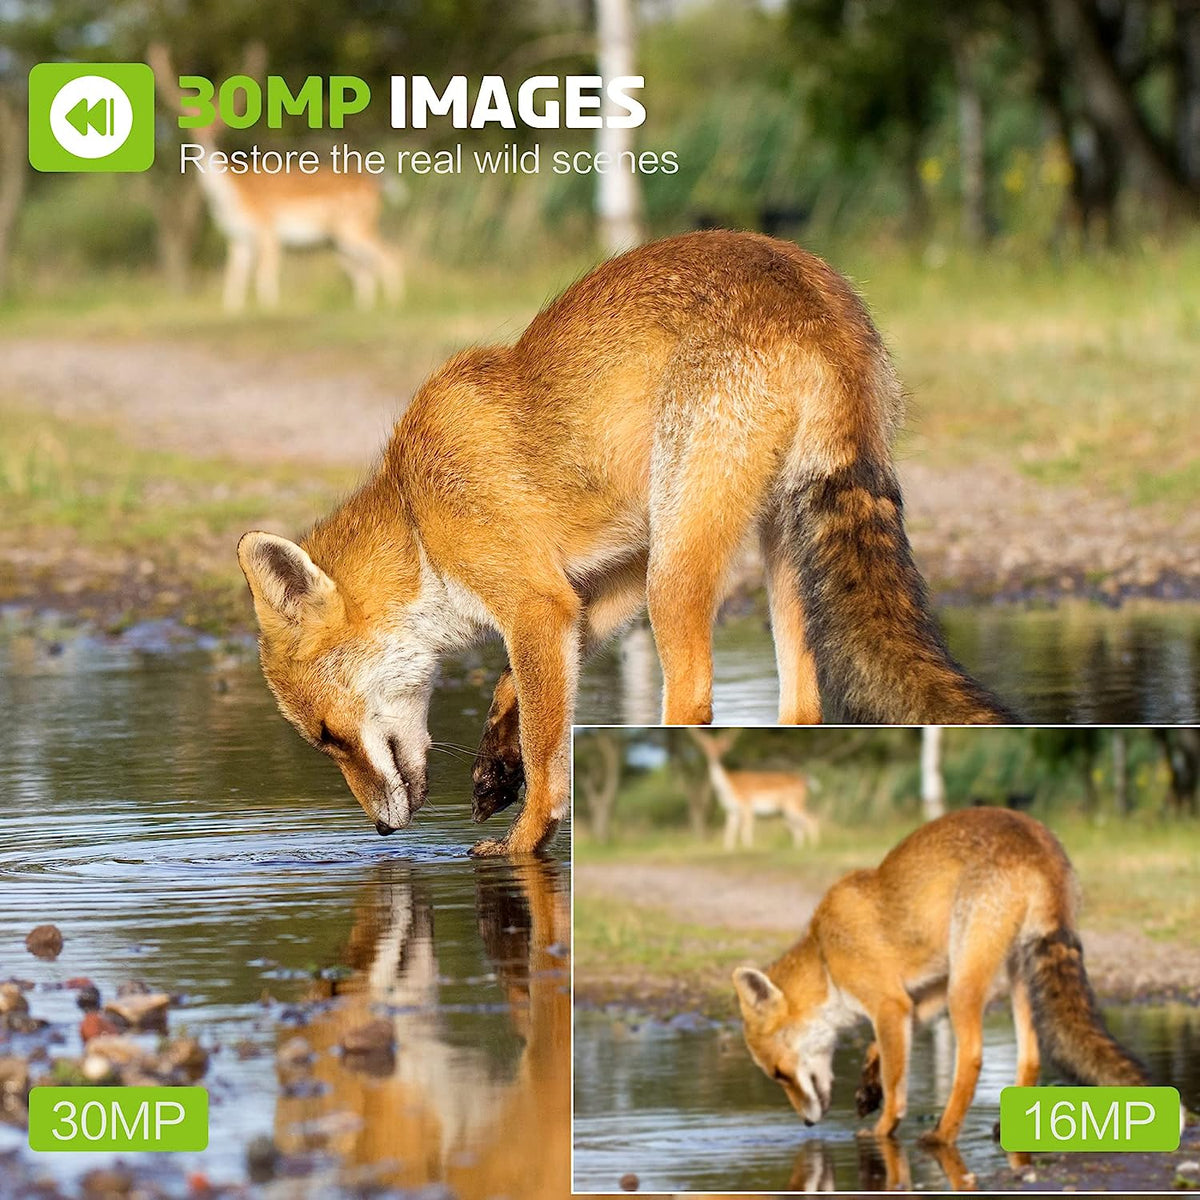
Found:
<box><xmin>339</xmin><ymin>748</ymin><xmax>428</xmax><ymax>837</ymax></box>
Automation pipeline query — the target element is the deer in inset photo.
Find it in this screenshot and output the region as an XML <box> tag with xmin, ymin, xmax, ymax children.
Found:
<box><xmin>150</xmin><ymin>44</ymin><xmax>403</xmax><ymax>313</ymax></box>
<box><xmin>688</xmin><ymin>729</ymin><xmax>820</xmax><ymax>851</ymax></box>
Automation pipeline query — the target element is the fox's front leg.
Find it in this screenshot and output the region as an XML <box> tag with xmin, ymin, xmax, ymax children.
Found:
<box><xmin>855</xmin><ymin>1041</ymin><xmax>883</xmax><ymax>1116</ymax></box>
<box><xmin>470</xmin><ymin>591</ymin><xmax>581</xmax><ymax>857</ymax></box>
<box><xmin>862</xmin><ymin>997</ymin><xmax>912</xmax><ymax>1139</ymax></box>
<box><xmin>471</xmin><ymin>667</ymin><xmax>524</xmax><ymax>823</ymax></box>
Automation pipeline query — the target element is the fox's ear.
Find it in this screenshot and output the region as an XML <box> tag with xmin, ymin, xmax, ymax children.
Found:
<box><xmin>732</xmin><ymin>966</ymin><xmax>783</xmax><ymax>1014</ymax></box>
<box><xmin>238</xmin><ymin>532</ymin><xmax>337</xmax><ymax>626</ymax></box>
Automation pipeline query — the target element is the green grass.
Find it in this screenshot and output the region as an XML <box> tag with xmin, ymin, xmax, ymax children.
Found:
<box><xmin>831</xmin><ymin>239</ymin><xmax>1200</xmax><ymax>510</ymax></box>
<box><xmin>2</xmin><ymin>236</ymin><xmax>1198</xmax><ymax>515</ymax></box>
<box><xmin>574</xmin><ymin>814</ymin><xmax>1200</xmax><ymax>1007</ymax></box>
<box><xmin>1</xmin><ymin>234</ymin><xmax>1197</xmax><ymax>625</ymax></box>
<box><xmin>0</xmin><ymin>397</ymin><xmax>354</xmax><ymax>625</ymax></box>
<box><xmin>0</xmin><ymin>401</ymin><xmax>350</xmax><ymax>547</ymax></box>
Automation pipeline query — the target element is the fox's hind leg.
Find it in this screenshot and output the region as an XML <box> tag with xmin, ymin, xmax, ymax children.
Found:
<box><xmin>761</xmin><ymin>512</ymin><xmax>822</xmax><ymax>723</ymax></box>
<box><xmin>922</xmin><ymin>919</ymin><xmax>1013</xmax><ymax>1145</ymax></box>
<box><xmin>1008</xmin><ymin>964</ymin><xmax>1041</xmax><ymax>1087</ymax></box>
<box><xmin>647</xmin><ymin>381</ymin><xmax>782</xmax><ymax>724</ymax></box>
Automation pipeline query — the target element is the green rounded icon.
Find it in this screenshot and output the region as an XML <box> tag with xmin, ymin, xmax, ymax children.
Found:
<box><xmin>28</xmin><ymin>1086</ymin><xmax>208</xmax><ymax>1151</ymax></box>
<box><xmin>1000</xmin><ymin>1086</ymin><xmax>1181</xmax><ymax>1153</ymax></box>
<box><xmin>28</xmin><ymin>62</ymin><xmax>156</xmax><ymax>173</ymax></box>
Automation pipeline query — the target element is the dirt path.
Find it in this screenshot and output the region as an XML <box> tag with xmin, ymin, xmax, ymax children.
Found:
<box><xmin>4</xmin><ymin>333</ymin><xmax>1200</xmax><ymax>601</ymax></box>
<box><xmin>575</xmin><ymin>860</ymin><xmax>1200</xmax><ymax>1003</ymax></box>
<box><xmin>2</xmin><ymin>335</ymin><xmax>402</xmax><ymax>466</ymax></box>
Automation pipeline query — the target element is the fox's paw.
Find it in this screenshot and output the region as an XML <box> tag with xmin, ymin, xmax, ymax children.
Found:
<box><xmin>916</xmin><ymin>1128</ymin><xmax>954</xmax><ymax>1149</ymax></box>
<box><xmin>863</xmin><ymin>1115</ymin><xmax>901</xmax><ymax>1140</ymax></box>
<box><xmin>468</xmin><ymin>836</ymin><xmax>511</xmax><ymax>858</ymax></box>
<box><xmin>469</xmin><ymin>830</ymin><xmax>548</xmax><ymax>858</ymax></box>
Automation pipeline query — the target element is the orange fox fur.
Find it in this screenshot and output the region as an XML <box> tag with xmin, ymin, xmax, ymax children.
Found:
<box><xmin>733</xmin><ymin>807</ymin><xmax>1146</xmax><ymax>1145</ymax></box>
<box><xmin>238</xmin><ymin>231</ymin><xmax>1014</xmax><ymax>856</ymax></box>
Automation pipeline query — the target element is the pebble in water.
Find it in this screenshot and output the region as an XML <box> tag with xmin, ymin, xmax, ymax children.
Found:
<box><xmin>24</xmin><ymin>925</ymin><xmax>63</xmax><ymax>960</ymax></box>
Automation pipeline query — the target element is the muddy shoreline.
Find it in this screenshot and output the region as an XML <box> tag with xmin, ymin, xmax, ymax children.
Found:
<box><xmin>572</xmin><ymin>975</ymin><xmax>1200</xmax><ymax>1024</ymax></box>
<box><xmin>4</xmin><ymin>569</ymin><xmax>1200</xmax><ymax>660</ymax></box>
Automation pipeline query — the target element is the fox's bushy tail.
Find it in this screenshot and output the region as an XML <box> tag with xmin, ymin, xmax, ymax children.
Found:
<box><xmin>1018</xmin><ymin>928</ymin><xmax>1148</xmax><ymax>1086</ymax></box>
<box><xmin>786</xmin><ymin>451</ymin><xmax>1016</xmax><ymax>724</ymax></box>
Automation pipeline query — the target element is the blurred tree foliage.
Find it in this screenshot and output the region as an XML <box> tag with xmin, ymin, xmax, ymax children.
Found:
<box><xmin>3</xmin><ymin>0</ymin><xmax>1200</xmax><ymax>283</ymax></box>
<box><xmin>588</xmin><ymin>726</ymin><xmax>1198</xmax><ymax>834</ymax></box>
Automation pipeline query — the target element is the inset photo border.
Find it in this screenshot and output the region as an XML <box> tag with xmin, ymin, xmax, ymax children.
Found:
<box><xmin>570</xmin><ymin>725</ymin><xmax>1200</xmax><ymax>1195</ymax></box>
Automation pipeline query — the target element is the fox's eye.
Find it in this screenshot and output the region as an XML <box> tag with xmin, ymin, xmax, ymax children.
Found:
<box><xmin>773</xmin><ymin>1068</ymin><xmax>791</xmax><ymax>1084</ymax></box>
<box><xmin>317</xmin><ymin>722</ymin><xmax>350</xmax><ymax>753</ymax></box>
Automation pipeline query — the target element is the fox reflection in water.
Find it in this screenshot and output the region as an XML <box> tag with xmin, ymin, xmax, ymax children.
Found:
<box><xmin>787</xmin><ymin>1136</ymin><xmax>995</xmax><ymax>1192</ymax></box>
<box><xmin>272</xmin><ymin>860</ymin><xmax>570</xmax><ymax>1197</ymax></box>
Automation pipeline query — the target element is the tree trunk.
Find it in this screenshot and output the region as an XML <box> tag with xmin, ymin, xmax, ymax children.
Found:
<box><xmin>900</xmin><ymin>124</ymin><xmax>931</xmax><ymax>241</ymax></box>
<box><xmin>1048</xmin><ymin>0</ymin><xmax>1198</xmax><ymax>216</ymax></box>
<box><xmin>583</xmin><ymin>734</ymin><xmax>622</xmax><ymax>843</ymax></box>
<box><xmin>950</xmin><ymin>26</ymin><xmax>989</xmax><ymax>245</ymax></box>
<box><xmin>1175</xmin><ymin>0</ymin><xmax>1200</xmax><ymax>187</ymax></box>
<box><xmin>921</xmin><ymin>727</ymin><xmax>946</xmax><ymax>821</ymax></box>
<box><xmin>141</xmin><ymin>175</ymin><xmax>205</xmax><ymax>293</ymax></box>
<box><xmin>1079</xmin><ymin>745</ymin><xmax>1099</xmax><ymax>815</ymax></box>
<box><xmin>1156</xmin><ymin>728</ymin><xmax>1200</xmax><ymax>816</ymax></box>
<box><xmin>0</xmin><ymin>93</ymin><xmax>28</xmax><ymax>299</ymax></box>
<box><xmin>595</xmin><ymin>0</ymin><xmax>644</xmax><ymax>254</ymax></box>
<box><xmin>1111</xmin><ymin>729</ymin><xmax>1129</xmax><ymax>817</ymax></box>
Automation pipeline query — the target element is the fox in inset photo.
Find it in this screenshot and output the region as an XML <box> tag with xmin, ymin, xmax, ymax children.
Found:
<box><xmin>733</xmin><ymin>806</ymin><xmax>1147</xmax><ymax>1145</ymax></box>
<box><xmin>238</xmin><ymin>231</ymin><xmax>1015</xmax><ymax>856</ymax></box>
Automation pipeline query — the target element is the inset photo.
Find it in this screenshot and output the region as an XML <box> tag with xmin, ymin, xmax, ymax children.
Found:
<box><xmin>571</xmin><ymin>726</ymin><xmax>1200</xmax><ymax>1194</ymax></box>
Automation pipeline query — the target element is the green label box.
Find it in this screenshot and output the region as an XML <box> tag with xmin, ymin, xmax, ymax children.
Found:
<box><xmin>1000</xmin><ymin>1086</ymin><xmax>1181</xmax><ymax>1153</ymax></box>
<box><xmin>28</xmin><ymin>63</ymin><xmax>156</xmax><ymax>173</ymax></box>
<box><xmin>28</xmin><ymin>1087</ymin><xmax>208</xmax><ymax>1151</ymax></box>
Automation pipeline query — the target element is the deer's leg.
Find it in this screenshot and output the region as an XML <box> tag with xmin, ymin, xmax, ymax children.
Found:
<box><xmin>224</xmin><ymin>238</ymin><xmax>254</xmax><ymax>312</ymax></box>
<box><xmin>379</xmin><ymin>244</ymin><xmax>404</xmax><ymax>304</ymax></box>
<box><xmin>336</xmin><ymin>234</ymin><xmax>389</xmax><ymax>309</ymax></box>
<box><xmin>787</xmin><ymin>813</ymin><xmax>806</xmax><ymax>847</ymax></box>
<box><xmin>254</xmin><ymin>233</ymin><xmax>281</xmax><ymax>309</ymax></box>
<box><xmin>723</xmin><ymin>809</ymin><xmax>738</xmax><ymax>851</ymax></box>
<box><xmin>350</xmin><ymin>259</ymin><xmax>377</xmax><ymax>309</ymax></box>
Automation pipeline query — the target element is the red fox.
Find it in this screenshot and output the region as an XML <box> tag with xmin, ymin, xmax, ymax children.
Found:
<box><xmin>238</xmin><ymin>231</ymin><xmax>1014</xmax><ymax>856</ymax></box>
<box><xmin>733</xmin><ymin>807</ymin><xmax>1146</xmax><ymax>1145</ymax></box>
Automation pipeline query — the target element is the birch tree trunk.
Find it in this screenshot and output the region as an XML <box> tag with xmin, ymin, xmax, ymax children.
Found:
<box><xmin>1111</xmin><ymin>730</ymin><xmax>1129</xmax><ymax>817</ymax></box>
<box><xmin>921</xmin><ymin>726</ymin><xmax>946</xmax><ymax>821</ymax></box>
<box><xmin>596</xmin><ymin>0</ymin><xmax>644</xmax><ymax>254</ymax></box>
<box><xmin>950</xmin><ymin>26</ymin><xmax>988</xmax><ymax>245</ymax></box>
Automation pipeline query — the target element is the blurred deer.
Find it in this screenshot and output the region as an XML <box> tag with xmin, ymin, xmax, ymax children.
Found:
<box><xmin>688</xmin><ymin>729</ymin><xmax>820</xmax><ymax>851</ymax></box>
<box><xmin>149</xmin><ymin>44</ymin><xmax>402</xmax><ymax>313</ymax></box>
